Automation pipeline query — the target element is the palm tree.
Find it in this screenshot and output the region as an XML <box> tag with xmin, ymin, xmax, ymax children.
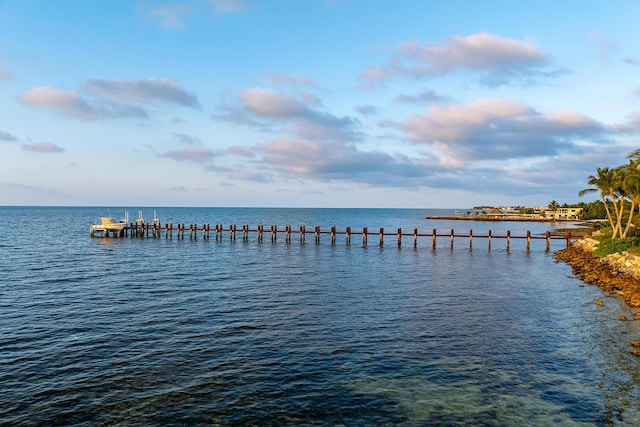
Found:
<box><xmin>621</xmin><ymin>153</ymin><xmax>640</xmax><ymax>237</ymax></box>
<box><xmin>547</xmin><ymin>200</ymin><xmax>560</xmax><ymax>211</ymax></box>
<box><xmin>578</xmin><ymin>167</ymin><xmax>620</xmax><ymax>237</ymax></box>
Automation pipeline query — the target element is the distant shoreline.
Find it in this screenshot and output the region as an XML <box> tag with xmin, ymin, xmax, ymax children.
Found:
<box><xmin>425</xmin><ymin>215</ymin><xmax>574</xmax><ymax>222</ymax></box>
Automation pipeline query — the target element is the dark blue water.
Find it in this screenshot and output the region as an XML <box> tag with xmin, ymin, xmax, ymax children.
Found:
<box><xmin>1</xmin><ymin>207</ymin><xmax>639</xmax><ymax>426</ymax></box>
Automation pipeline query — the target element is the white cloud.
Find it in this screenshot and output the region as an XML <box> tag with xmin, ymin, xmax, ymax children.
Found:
<box><xmin>261</xmin><ymin>73</ymin><xmax>317</xmax><ymax>87</ymax></box>
<box><xmin>0</xmin><ymin>130</ymin><xmax>18</xmax><ymax>142</ymax></box>
<box><xmin>174</xmin><ymin>133</ymin><xmax>201</xmax><ymax>145</ymax></box>
<box><xmin>227</xmin><ymin>145</ymin><xmax>254</xmax><ymax>157</ymax></box>
<box><xmin>85</xmin><ymin>78</ymin><xmax>199</xmax><ymax>108</ymax></box>
<box><xmin>394</xmin><ymin>89</ymin><xmax>447</xmax><ymax>104</ymax></box>
<box><xmin>355</xmin><ymin>105</ymin><xmax>379</xmax><ymax>116</ymax></box>
<box><xmin>210</xmin><ymin>0</ymin><xmax>247</xmax><ymax>14</ymax></box>
<box><xmin>584</xmin><ymin>32</ymin><xmax>617</xmax><ymax>63</ymax></box>
<box><xmin>140</xmin><ymin>2</ymin><xmax>192</xmax><ymax>29</ymax></box>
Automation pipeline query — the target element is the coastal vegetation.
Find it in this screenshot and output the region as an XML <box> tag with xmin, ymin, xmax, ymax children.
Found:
<box><xmin>578</xmin><ymin>149</ymin><xmax>640</xmax><ymax>256</ymax></box>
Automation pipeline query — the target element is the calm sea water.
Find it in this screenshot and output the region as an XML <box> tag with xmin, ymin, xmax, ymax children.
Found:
<box><xmin>1</xmin><ymin>206</ymin><xmax>639</xmax><ymax>426</ymax></box>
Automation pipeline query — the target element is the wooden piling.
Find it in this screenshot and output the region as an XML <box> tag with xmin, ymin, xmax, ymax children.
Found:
<box><xmin>363</xmin><ymin>227</ymin><xmax>368</xmax><ymax>247</ymax></box>
<box><xmin>397</xmin><ymin>228</ymin><xmax>402</xmax><ymax>248</ymax></box>
<box><xmin>545</xmin><ymin>231</ymin><xmax>550</xmax><ymax>251</ymax></box>
<box><xmin>346</xmin><ymin>227</ymin><xmax>351</xmax><ymax>246</ymax></box>
<box><xmin>432</xmin><ymin>228</ymin><xmax>437</xmax><ymax>249</ymax></box>
<box><xmin>379</xmin><ymin>228</ymin><xmax>384</xmax><ymax>247</ymax></box>
<box><xmin>450</xmin><ymin>229</ymin><xmax>454</xmax><ymax>249</ymax></box>
<box><xmin>315</xmin><ymin>226</ymin><xmax>320</xmax><ymax>245</ymax></box>
<box><xmin>413</xmin><ymin>228</ymin><xmax>418</xmax><ymax>248</ymax></box>
<box><xmin>469</xmin><ymin>229</ymin><xmax>473</xmax><ymax>249</ymax></box>
<box><xmin>300</xmin><ymin>226</ymin><xmax>305</xmax><ymax>244</ymax></box>
<box><xmin>488</xmin><ymin>230</ymin><xmax>492</xmax><ymax>250</ymax></box>
<box><xmin>527</xmin><ymin>230</ymin><xmax>531</xmax><ymax>251</ymax></box>
<box><xmin>331</xmin><ymin>227</ymin><xmax>336</xmax><ymax>246</ymax></box>
<box><xmin>507</xmin><ymin>230</ymin><xmax>511</xmax><ymax>251</ymax></box>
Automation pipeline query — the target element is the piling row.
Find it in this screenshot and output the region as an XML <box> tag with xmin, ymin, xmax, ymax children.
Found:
<box><xmin>93</xmin><ymin>223</ymin><xmax>572</xmax><ymax>251</ymax></box>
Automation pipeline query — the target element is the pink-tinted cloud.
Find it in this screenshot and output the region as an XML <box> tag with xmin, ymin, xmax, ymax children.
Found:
<box><xmin>21</xmin><ymin>142</ymin><xmax>65</xmax><ymax>153</ymax></box>
<box><xmin>0</xmin><ymin>62</ymin><xmax>12</xmax><ymax>80</ymax></box>
<box><xmin>395</xmin><ymin>98</ymin><xmax>604</xmax><ymax>161</ymax></box>
<box><xmin>20</xmin><ymin>87</ymin><xmax>99</xmax><ymax>120</ymax></box>
<box><xmin>218</xmin><ymin>86</ymin><xmax>361</xmax><ymax>143</ymax></box>
<box><xmin>400</xmin><ymin>33</ymin><xmax>547</xmax><ymax>73</ymax></box>
<box><xmin>239</xmin><ymin>87</ymin><xmax>308</xmax><ymax>117</ymax></box>
<box><xmin>360</xmin><ymin>32</ymin><xmax>553</xmax><ymax>87</ymax></box>
<box><xmin>253</xmin><ymin>137</ymin><xmax>427</xmax><ymax>184</ymax></box>
<box><xmin>20</xmin><ymin>78</ymin><xmax>198</xmax><ymax>120</ymax></box>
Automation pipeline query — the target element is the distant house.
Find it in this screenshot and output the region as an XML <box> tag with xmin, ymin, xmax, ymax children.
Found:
<box><xmin>544</xmin><ymin>207</ymin><xmax>583</xmax><ymax>220</ymax></box>
<box><xmin>487</xmin><ymin>208</ymin><xmax>504</xmax><ymax>216</ymax></box>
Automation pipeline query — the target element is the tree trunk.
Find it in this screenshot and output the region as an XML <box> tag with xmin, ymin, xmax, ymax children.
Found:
<box><xmin>623</xmin><ymin>197</ymin><xmax>638</xmax><ymax>238</ymax></box>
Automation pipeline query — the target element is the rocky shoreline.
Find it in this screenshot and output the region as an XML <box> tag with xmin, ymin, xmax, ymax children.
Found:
<box><xmin>555</xmin><ymin>238</ymin><xmax>640</xmax><ymax>309</ymax></box>
<box><xmin>555</xmin><ymin>236</ymin><xmax>640</xmax><ymax>357</ymax></box>
<box><xmin>556</xmin><ymin>239</ymin><xmax>640</xmax><ymax>356</ymax></box>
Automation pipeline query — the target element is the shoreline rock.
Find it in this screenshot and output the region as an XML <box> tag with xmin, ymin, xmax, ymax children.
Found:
<box><xmin>555</xmin><ymin>239</ymin><xmax>640</xmax><ymax>309</ymax></box>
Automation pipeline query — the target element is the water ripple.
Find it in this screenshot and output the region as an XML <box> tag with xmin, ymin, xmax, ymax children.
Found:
<box><xmin>1</xmin><ymin>207</ymin><xmax>639</xmax><ymax>425</ymax></box>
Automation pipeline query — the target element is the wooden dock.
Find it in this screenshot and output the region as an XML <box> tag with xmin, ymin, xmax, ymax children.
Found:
<box><xmin>90</xmin><ymin>223</ymin><xmax>573</xmax><ymax>251</ymax></box>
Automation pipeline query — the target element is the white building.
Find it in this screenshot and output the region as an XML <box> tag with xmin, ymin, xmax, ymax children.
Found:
<box><xmin>544</xmin><ymin>207</ymin><xmax>583</xmax><ymax>220</ymax></box>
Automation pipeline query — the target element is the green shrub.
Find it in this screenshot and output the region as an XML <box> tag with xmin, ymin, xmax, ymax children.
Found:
<box><xmin>593</xmin><ymin>237</ymin><xmax>640</xmax><ymax>256</ymax></box>
<box><xmin>625</xmin><ymin>225</ymin><xmax>640</xmax><ymax>238</ymax></box>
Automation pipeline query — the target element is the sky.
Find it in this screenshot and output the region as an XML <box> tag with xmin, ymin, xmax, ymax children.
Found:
<box><xmin>1</xmin><ymin>0</ymin><xmax>640</xmax><ymax>208</ymax></box>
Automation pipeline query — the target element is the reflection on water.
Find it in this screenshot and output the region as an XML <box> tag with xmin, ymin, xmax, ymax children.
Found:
<box><xmin>0</xmin><ymin>207</ymin><xmax>639</xmax><ymax>425</ymax></box>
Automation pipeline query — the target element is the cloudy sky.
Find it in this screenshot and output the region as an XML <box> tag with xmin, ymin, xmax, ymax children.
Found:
<box><xmin>2</xmin><ymin>1</ymin><xmax>640</xmax><ymax>208</ymax></box>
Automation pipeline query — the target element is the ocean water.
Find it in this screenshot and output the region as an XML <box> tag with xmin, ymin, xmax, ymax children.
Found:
<box><xmin>1</xmin><ymin>206</ymin><xmax>639</xmax><ymax>426</ymax></box>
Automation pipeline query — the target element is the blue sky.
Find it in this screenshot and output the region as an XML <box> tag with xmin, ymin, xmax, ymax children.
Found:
<box><xmin>1</xmin><ymin>0</ymin><xmax>640</xmax><ymax>208</ymax></box>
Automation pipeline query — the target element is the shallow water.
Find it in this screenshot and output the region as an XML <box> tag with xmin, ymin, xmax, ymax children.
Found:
<box><xmin>1</xmin><ymin>207</ymin><xmax>639</xmax><ymax>425</ymax></box>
